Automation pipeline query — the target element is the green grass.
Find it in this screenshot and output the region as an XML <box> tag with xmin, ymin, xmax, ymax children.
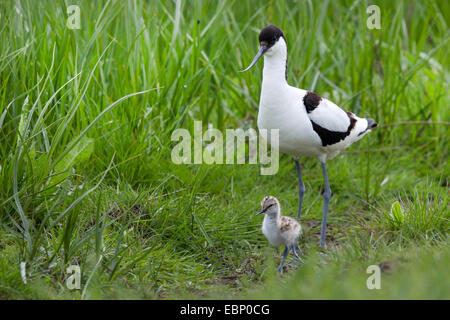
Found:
<box><xmin>0</xmin><ymin>0</ymin><xmax>449</xmax><ymax>299</ymax></box>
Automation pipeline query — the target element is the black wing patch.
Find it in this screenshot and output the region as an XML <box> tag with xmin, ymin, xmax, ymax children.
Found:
<box><xmin>303</xmin><ymin>92</ymin><xmax>322</xmax><ymax>113</ymax></box>
<box><xmin>311</xmin><ymin>111</ymin><xmax>357</xmax><ymax>146</ymax></box>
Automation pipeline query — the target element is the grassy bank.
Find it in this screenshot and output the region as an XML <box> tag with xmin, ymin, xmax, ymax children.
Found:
<box><xmin>0</xmin><ymin>0</ymin><xmax>449</xmax><ymax>299</ymax></box>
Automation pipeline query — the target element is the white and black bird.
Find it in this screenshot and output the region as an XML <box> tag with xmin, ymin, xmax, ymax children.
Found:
<box><xmin>241</xmin><ymin>25</ymin><xmax>378</xmax><ymax>249</ymax></box>
<box><xmin>257</xmin><ymin>196</ymin><xmax>303</xmax><ymax>273</ymax></box>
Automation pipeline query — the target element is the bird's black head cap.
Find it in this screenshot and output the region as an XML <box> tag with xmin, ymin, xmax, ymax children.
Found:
<box><xmin>258</xmin><ymin>25</ymin><xmax>285</xmax><ymax>47</ymax></box>
<box><xmin>239</xmin><ymin>25</ymin><xmax>287</xmax><ymax>73</ymax></box>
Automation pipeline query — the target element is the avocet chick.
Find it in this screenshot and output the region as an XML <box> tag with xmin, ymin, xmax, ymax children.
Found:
<box><xmin>257</xmin><ymin>196</ymin><xmax>303</xmax><ymax>273</ymax></box>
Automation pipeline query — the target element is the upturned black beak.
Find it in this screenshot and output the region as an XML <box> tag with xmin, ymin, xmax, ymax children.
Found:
<box><xmin>239</xmin><ymin>45</ymin><xmax>268</xmax><ymax>72</ymax></box>
<box><xmin>256</xmin><ymin>207</ymin><xmax>267</xmax><ymax>216</ymax></box>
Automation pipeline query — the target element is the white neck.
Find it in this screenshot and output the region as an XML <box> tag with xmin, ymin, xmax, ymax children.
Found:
<box><xmin>265</xmin><ymin>208</ymin><xmax>281</xmax><ymax>220</ymax></box>
<box><xmin>262</xmin><ymin>56</ymin><xmax>287</xmax><ymax>86</ymax></box>
<box><xmin>262</xmin><ymin>40</ymin><xmax>288</xmax><ymax>88</ymax></box>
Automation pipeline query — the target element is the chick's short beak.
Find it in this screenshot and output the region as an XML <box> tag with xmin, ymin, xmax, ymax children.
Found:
<box><xmin>239</xmin><ymin>44</ymin><xmax>268</xmax><ymax>72</ymax></box>
<box><xmin>256</xmin><ymin>207</ymin><xmax>266</xmax><ymax>216</ymax></box>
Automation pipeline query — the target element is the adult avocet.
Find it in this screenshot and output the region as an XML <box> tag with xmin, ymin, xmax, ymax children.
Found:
<box><xmin>241</xmin><ymin>25</ymin><xmax>377</xmax><ymax>249</ymax></box>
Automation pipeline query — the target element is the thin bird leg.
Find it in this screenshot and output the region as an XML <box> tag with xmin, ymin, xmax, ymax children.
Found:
<box><xmin>277</xmin><ymin>246</ymin><xmax>289</xmax><ymax>273</ymax></box>
<box><xmin>295</xmin><ymin>242</ymin><xmax>303</xmax><ymax>255</ymax></box>
<box><xmin>320</xmin><ymin>160</ymin><xmax>332</xmax><ymax>249</ymax></box>
<box><xmin>294</xmin><ymin>160</ymin><xmax>305</xmax><ymax>219</ymax></box>
<box><xmin>291</xmin><ymin>245</ymin><xmax>304</xmax><ymax>263</ymax></box>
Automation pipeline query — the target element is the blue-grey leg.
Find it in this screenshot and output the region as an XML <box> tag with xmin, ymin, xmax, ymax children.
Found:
<box><xmin>294</xmin><ymin>160</ymin><xmax>305</xmax><ymax>219</ymax></box>
<box><xmin>291</xmin><ymin>245</ymin><xmax>304</xmax><ymax>263</ymax></box>
<box><xmin>320</xmin><ymin>160</ymin><xmax>332</xmax><ymax>249</ymax></box>
<box><xmin>295</xmin><ymin>242</ymin><xmax>303</xmax><ymax>255</ymax></box>
<box><xmin>277</xmin><ymin>246</ymin><xmax>289</xmax><ymax>273</ymax></box>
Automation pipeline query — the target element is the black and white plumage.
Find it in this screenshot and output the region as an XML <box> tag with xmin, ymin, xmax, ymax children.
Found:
<box><xmin>241</xmin><ymin>25</ymin><xmax>377</xmax><ymax>249</ymax></box>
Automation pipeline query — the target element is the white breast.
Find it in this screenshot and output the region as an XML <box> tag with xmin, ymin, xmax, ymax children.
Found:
<box><xmin>257</xmin><ymin>85</ymin><xmax>323</xmax><ymax>158</ymax></box>
<box><xmin>262</xmin><ymin>216</ymin><xmax>284</xmax><ymax>246</ymax></box>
